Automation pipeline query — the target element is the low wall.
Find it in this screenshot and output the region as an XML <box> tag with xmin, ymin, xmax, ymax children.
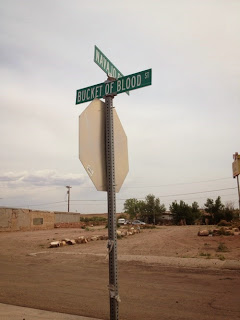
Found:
<box><xmin>0</xmin><ymin>209</ymin><xmax>113</xmax><ymax>232</ymax></box>
<box><xmin>54</xmin><ymin>212</ymin><xmax>81</xmax><ymax>223</ymax></box>
<box><xmin>0</xmin><ymin>208</ymin><xmax>55</xmax><ymax>232</ymax></box>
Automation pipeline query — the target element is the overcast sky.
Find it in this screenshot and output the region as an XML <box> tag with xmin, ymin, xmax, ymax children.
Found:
<box><xmin>1</xmin><ymin>0</ymin><xmax>239</xmax><ymax>213</ymax></box>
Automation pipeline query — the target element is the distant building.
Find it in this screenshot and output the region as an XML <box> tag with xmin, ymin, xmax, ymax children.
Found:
<box><xmin>161</xmin><ymin>211</ymin><xmax>173</xmax><ymax>221</ymax></box>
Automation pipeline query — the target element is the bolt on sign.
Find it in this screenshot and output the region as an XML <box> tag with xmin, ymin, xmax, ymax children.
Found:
<box><xmin>76</xmin><ymin>69</ymin><xmax>152</xmax><ymax>105</ymax></box>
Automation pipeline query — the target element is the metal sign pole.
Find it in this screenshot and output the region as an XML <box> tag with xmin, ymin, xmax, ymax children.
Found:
<box><xmin>105</xmin><ymin>94</ymin><xmax>119</xmax><ymax>320</ymax></box>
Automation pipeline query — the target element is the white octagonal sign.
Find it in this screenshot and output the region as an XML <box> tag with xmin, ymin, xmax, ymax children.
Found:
<box><xmin>79</xmin><ymin>99</ymin><xmax>128</xmax><ymax>192</ymax></box>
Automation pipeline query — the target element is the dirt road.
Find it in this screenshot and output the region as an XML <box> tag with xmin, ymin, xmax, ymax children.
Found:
<box><xmin>0</xmin><ymin>226</ymin><xmax>239</xmax><ymax>320</ymax></box>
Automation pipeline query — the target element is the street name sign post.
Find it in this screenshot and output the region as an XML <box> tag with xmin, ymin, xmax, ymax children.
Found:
<box><xmin>76</xmin><ymin>69</ymin><xmax>152</xmax><ymax>104</ymax></box>
<box><xmin>232</xmin><ymin>152</ymin><xmax>240</xmax><ymax>212</ymax></box>
<box><xmin>94</xmin><ymin>45</ymin><xmax>129</xmax><ymax>95</ymax></box>
<box><xmin>76</xmin><ymin>47</ymin><xmax>152</xmax><ymax>320</ymax></box>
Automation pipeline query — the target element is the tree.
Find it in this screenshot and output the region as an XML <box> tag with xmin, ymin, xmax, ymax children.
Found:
<box><xmin>123</xmin><ymin>198</ymin><xmax>139</xmax><ymax>219</ymax></box>
<box><xmin>204</xmin><ymin>196</ymin><xmax>225</xmax><ymax>224</ymax></box>
<box><xmin>222</xmin><ymin>201</ymin><xmax>234</xmax><ymax>222</ymax></box>
<box><xmin>169</xmin><ymin>200</ymin><xmax>200</xmax><ymax>225</ymax></box>
<box><xmin>123</xmin><ymin>194</ymin><xmax>166</xmax><ymax>224</ymax></box>
<box><xmin>170</xmin><ymin>200</ymin><xmax>190</xmax><ymax>225</ymax></box>
<box><xmin>139</xmin><ymin>194</ymin><xmax>166</xmax><ymax>224</ymax></box>
<box><xmin>191</xmin><ymin>201</ymin><xmax>201</xmax><ymax>223</ymax></box>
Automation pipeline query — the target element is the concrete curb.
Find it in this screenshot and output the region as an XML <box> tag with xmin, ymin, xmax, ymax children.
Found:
<box><xmin>29</xmin><ymin>251</ymin><xmax>240</xmax><ymax>270</ymax></box>
<box><xmin>0</xmin><ymin>303</ymin><xmax>102</xmax><ymax>320</ymax></box>
<box><xmin>118</xmin><ymin>254</ymin><xmax>240</xmax><ymax>270</ymax></box>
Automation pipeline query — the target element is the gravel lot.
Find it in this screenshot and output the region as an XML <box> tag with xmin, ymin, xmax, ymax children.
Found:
<box><xmin>0</xmin><ymin>225</ymin><xmax>239</xmax><ymax>320</ymax></box>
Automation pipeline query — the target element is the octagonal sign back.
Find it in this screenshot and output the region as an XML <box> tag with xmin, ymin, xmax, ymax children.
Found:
<box><xmin>79</xmin><ymin>99</ymin><xmax>128</xmax><ymax>192</ymax></box>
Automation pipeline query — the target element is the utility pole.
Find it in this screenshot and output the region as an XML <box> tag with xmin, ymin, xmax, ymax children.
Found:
<box><xmin>66</xmin><ymin>186</ymin><xmax>72</xmax><ymax>212</ymax></box>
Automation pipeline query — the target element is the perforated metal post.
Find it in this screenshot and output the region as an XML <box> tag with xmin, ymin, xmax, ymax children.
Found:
<box><xmin>105</xmin><ymin>94</ymin><xmax>119</xmax><ymax>320</ymax></box>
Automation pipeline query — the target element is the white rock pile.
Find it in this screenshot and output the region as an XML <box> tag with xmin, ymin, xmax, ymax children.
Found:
<box><xmin>49</xmin><ymin>227</ymin><xmax>141</xmax><ymax>248</ymax></box>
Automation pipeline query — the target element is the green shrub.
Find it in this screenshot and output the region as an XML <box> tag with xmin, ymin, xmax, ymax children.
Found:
<box><xmin>217</xmin><ymin>254</ymin><xmax>225</xmax><ymax>261</ymax></box>
<box><xmin>142</xmin><ymin>224</ymin><xmax>156</xmax><ymax>229</ymax></box>
<box><xmin>200</xmin><ymin>252</ymin><xmax>211</xmax><ymax>258</ymax></box>
<box><xmin>80</xmin><ymin>217</ymin><xmax>107</xmax><ymax>223</ymax></box>
<box><xmin>217</xmin><ymin>242</ymin><xmax>229</xmax><ymax>252</ymax></box>
<box><xmin>218</xmin><ymin>220</ymin><xmax>231</xmax><ymax>227</ymax></box>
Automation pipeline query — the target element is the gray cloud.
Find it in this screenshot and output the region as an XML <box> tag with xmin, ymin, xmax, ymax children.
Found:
<box><xmin>0</xmin><ymin>170</ymin><xmax>86</xmax><ymax>187</ymax></box>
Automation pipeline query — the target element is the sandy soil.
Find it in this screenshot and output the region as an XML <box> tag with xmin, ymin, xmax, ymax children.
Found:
<box><xmin>1</xmin><ymin>225</ymin><xmax>239</xmax><ymax>262</ymax></box>
<box><xmin>0</xmin><ymin>225</ymin><xmax>239</xmax><ymax>320</ymax></box>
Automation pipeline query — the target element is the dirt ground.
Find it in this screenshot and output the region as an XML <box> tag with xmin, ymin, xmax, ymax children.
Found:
<box><xmin>0</xmin><ymin>225</ymin><xmax>240</xmax><ymax>320</ymax></box>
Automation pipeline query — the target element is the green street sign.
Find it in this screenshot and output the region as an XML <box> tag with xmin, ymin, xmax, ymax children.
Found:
<box><xmin>76</xmin><ymin>69</ymin><xmax>152</xmax><ymax>105</ymax></box>
<box><xmin>94</xmin><ymin>45</ymin><xmax>129</xmax><ymax>95</ymax></box>
<box><xmin>94</xmin><ymin>45</ymin><xmax>124</xmax><ymax>79</ymax></box>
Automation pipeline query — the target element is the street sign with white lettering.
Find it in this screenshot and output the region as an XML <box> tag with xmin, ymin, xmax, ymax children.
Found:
<box><xmin>94</xmin><ymin>45</ymin><xmax>124</xmax><ymax>79</ymax></box>
<box><xmin>76</xmin><ymin>68</ymin><xmax>152</xmax><ymax>105</ymax></box>
<box><xmin>94</xmin><ymin>45</ymin><xmax>129</xmax><ymax>95</ymax></box>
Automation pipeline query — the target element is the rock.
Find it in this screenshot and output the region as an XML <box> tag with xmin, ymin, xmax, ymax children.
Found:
<box><xmin>212</xmin><ymin>229</ymin><xmax>221</xmax><ymax>236</ymax></box>
<box><xmin>198</xmin><ymin>230</ymin><xmax>209</xmax><ymax>236</ymax></box>
<box><xmin>66</xmin><ymin>239</ymin><xmax>76</xmax><ymax>245</ymax></box>
<box><xmin>60</xmin><ymin>240</ymin><xmax>66</xmax><ymax>246</ymax></box>
<box><xmin>50</xmin><ymin>241</ymin><xmax>60</xmax><ymax>248</ymax></box>
<box><xmin>76</xmin><ymin>236</ymin><xmax>88</xmax><ymax>243</ymax></box>
<box><xmin>116</xmin><ymin>230</ymin><xmax>122</xmax><ymax>236</ymax></box>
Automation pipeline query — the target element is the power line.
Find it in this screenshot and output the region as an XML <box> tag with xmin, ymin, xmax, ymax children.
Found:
<box><xmin>122</xmin><ymin>177</ymin><xmax>232</xmax><ymax>188</ymax></box>
<box><xmin>2</xmin><ymin>186</ymin><xmax>237</xmax><ymax>208</ymax></box>
<box><xmin>6</xmin><ymin>201</ymin><xmax>67</xmax><ymax>208</ymax></box>
<box><xmin>151</xmin><ymin>187</ymin><xmax>237</xmax><ymax>198</ymax></box>
<box><xmin>71</xmin><ymin>187</ymin><xmax>237</xmax><ymax>202</ymax></box>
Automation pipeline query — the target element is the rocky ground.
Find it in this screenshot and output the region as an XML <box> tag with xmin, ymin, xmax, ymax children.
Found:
<box><xmin>0</xmin><ymin>225</ymin><xmax>239</xmax><ymax>320</ymax></box>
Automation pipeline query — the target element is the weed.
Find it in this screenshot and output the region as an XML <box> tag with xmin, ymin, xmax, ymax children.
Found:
<box><xmin>217</xmin><ymin>254</ymin><xmax>225</xmax><ymax>261</ymax></box>
<box><xmin>200</xmin><ymin>252</ymin><xmax>211</xmax><ymax>258</ymax></box>
<box><xmin>217</xmin><ymin>242</ymin><xmax>229</xmax><ymax>252</ymax></box>
<box><xmin>218</xmin><ymin>220</ymin><xmax>231</xmax><ymax>227</ymax></box>
<box><xmin>142</xmin><ymin>225</ymin><xmax>156</xmax><ymax>229</ymax></box>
